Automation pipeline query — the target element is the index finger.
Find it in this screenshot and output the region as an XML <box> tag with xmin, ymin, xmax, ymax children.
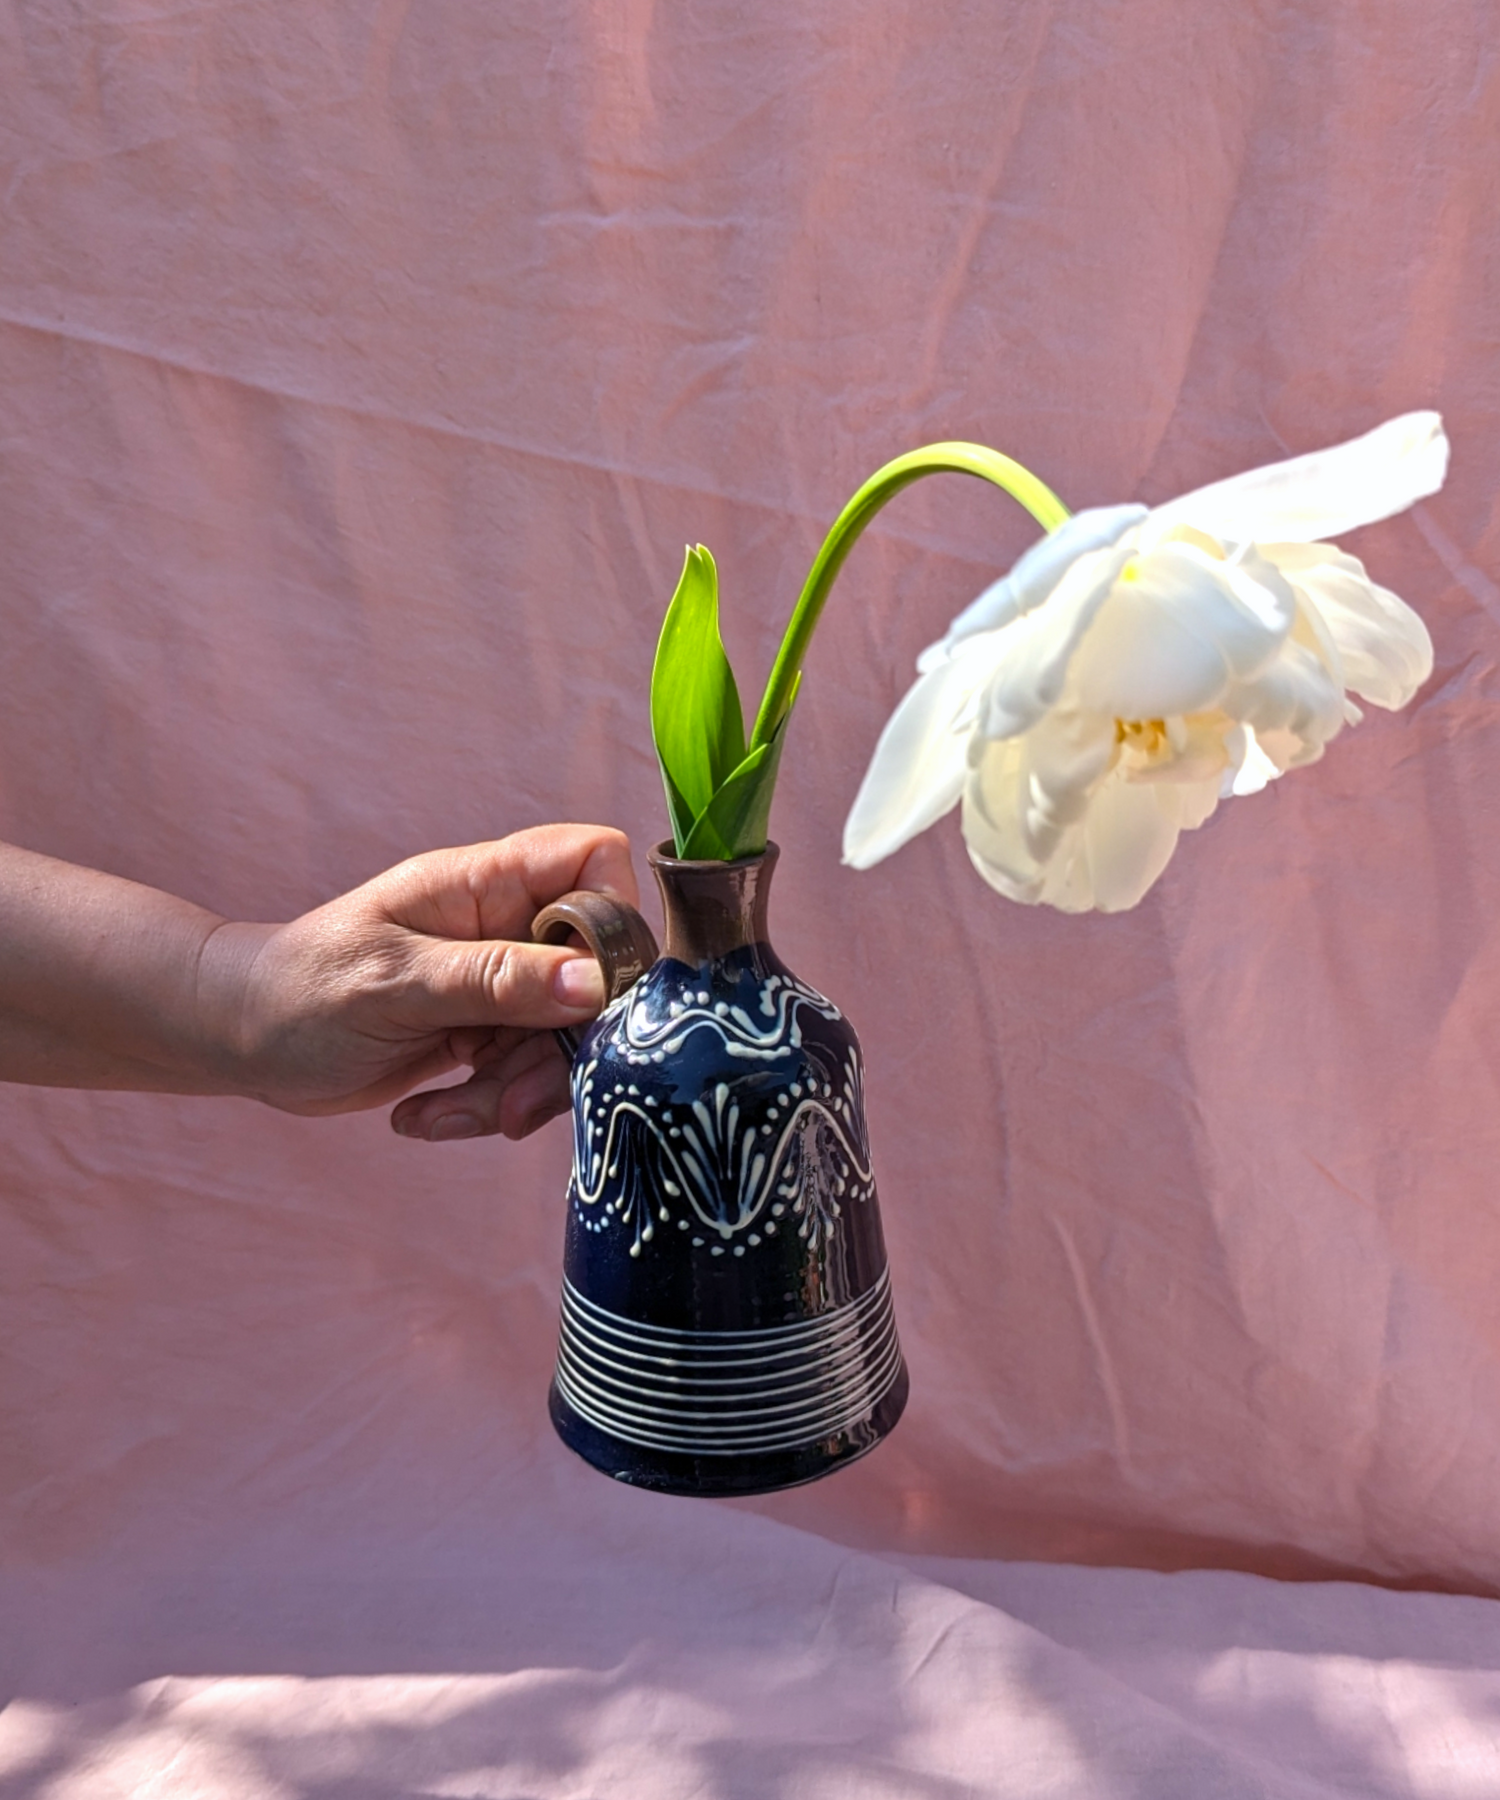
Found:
<box><xmin>371</xmin><ymin>824</ymin><xmax>640</xmax><ymax>943</ymax></box>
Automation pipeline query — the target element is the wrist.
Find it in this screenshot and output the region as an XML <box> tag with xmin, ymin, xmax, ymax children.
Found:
<box><xmin>191</xmin><ymin>919</ymin><xmax>281</xmax><ymax>1097</ymax></box>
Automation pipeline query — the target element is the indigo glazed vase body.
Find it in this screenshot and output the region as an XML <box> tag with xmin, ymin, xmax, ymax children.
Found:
<box><xmin>532</xmin><ymin>844</ymin><xmax>907</xmax><ymax>1496</ymax></box>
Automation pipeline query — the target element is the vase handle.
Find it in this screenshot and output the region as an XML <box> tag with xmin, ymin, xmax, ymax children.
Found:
<box><xmin>531</xmin><ymin>890</ymin><xmax>660</xmax><ymax>1059</ymax></box>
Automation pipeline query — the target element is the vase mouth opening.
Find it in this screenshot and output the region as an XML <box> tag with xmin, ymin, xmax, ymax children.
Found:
<box><xmin>648</xmin><ymin>840</ymin><xmax>779</xmax><ymax>874</ymax></box>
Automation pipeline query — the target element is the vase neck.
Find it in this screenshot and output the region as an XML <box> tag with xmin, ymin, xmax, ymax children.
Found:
<box><xmin>649</xmin><ymin>842</ymin><xmax>777</xmax><ymax>965</ymax></box>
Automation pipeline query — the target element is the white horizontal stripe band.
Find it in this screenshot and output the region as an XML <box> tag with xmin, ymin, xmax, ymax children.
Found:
<box><xmin>559</xmin><ymin>1273</ymin><xmax>892</xmax><ymax>1380</ymax></box>
<box><xmin>559</xmin><ymin>1291</ymin><xmax>887</xmax><ymax>1379</ymax></box>
<box><xmin>555</xmin><ymin>1322</ymin><xmax>901</xmax><ymax>1428</ymax></box>
<box><xmin>560</xmin><ymin>1267</ymin><xmax>892</xmax><ymax>1348</ymax></box>
<box><xmin>557</xmin><ymin>1310</ymin><xmax>900</xmax><ymax>1407</ymax></box>
<box><xmin>553</xmin><ymin>1343</ymin><xmax>903</xmax><ymax>1456</ymax></box>
<box><xmin>555</xmin><ymin>1335</ymin><xmax>905</xmax><ymax>1441</ymax></box>
<box><xmin>554</xmin><ymin>1273</ymin><xmax>903</xmax><ymax>1454</ymax></box>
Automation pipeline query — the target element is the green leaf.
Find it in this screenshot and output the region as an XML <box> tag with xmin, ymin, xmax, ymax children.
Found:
<box><xmin>650</xmin><ymin>545</ymin><xmax>746</xmax><ymax>852</ymax></box>
<box><xmin>660</xmin><ymin>763</ymin><xmax>697</xmax><ymax>856</ymax></box>
<box><xmin>680</xmin><ymin>696</ymin><xmax>796</xmax><ymax>860</ymax></box>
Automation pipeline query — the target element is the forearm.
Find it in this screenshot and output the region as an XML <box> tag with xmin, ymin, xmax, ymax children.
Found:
<box><xmin>0</xmin><ymin>824</ymin><xmax>628</xmax><ymax>1131</ymax></box>
<box><xmin>0</xmin><ymin>843</ymin><xmax>260</xmax><ymax>1093</ymax></box>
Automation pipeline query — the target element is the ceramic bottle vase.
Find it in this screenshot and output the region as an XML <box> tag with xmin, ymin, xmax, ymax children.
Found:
<box><xmin>531</xmin><ymin>843</ymin><xmax>907</xmax><ymax>1496</ymax></box>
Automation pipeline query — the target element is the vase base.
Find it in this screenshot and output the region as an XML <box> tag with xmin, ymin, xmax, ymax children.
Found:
<box><xmin>548</xmin><ymin>1364</ymin><xmax>909</xmax><ymax>1497</ymax></box>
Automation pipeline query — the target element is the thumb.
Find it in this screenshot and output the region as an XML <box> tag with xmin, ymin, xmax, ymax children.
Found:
<box><xmin>402</xmin><ymin>936</ymin><xmax>606</xmax><ymax>1033</ymax></box>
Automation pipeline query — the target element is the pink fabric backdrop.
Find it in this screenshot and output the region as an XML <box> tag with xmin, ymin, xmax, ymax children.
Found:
<box><xmin>3</xmin><ymin>0</ymin><xmax>1500</xmax><ymax>1791</ymax></box>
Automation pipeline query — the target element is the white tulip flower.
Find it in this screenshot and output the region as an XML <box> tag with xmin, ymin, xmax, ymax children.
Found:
<box><xmin>842</xmin><ymin>412</ymin><xmax>1447</xmax><ymax>913</ymax></box>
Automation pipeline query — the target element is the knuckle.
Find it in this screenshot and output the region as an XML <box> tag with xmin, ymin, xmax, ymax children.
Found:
<box><xmin>594</xmin><ymin>826</ymin><xmax>632</xmax><ymax>863</ymax></box>
<box><xmin>481</xmin><ymin>941</ymin><xmax>540</xmax><ymax>1013</ymax></box>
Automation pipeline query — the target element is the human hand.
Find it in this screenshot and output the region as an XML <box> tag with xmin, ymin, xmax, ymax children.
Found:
<box><xmin>204</xmin><ymin>824</ymin><xmax>636</xmax><ymax>1141</ymax></box>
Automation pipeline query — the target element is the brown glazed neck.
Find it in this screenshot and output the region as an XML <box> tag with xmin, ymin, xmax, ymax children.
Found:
<box><xmin>649</xmin><ymin>841</ymin><xmax>777</xmax><ymax>965</ymax></box>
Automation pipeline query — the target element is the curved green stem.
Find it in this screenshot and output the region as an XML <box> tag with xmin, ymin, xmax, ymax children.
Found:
<box><xmin>749</xmin><ymin>442</ymin><xmax>1070</xmax><ymax>752</ymax></box>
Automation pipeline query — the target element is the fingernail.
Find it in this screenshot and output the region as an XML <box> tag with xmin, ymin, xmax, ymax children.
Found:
<box><xmin>392</xmin><ymin>1115</ymin><xmax>422</xmax><ymax>1138</ymax></box>
<box><xmin>429</xmin><ymin>1113</ymin><xmax>483</xmax><ymax>1142</ymax></box>
<box><xmin>554</xmin><ymin>956</ymin><xmax>603</xmax><ymax>1010</ymax></box>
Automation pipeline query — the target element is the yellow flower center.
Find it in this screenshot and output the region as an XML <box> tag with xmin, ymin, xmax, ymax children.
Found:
<box><xmin>1115</xmin><ymin>717</ymin><xmax>1170</xmax><ymax>757</ymax></box>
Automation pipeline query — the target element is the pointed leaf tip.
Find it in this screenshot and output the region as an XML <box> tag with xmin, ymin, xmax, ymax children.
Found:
<box><xmin>650</xmin><ymin>541</ymin><xmax>747</xmax><ymax>853</ymax></box>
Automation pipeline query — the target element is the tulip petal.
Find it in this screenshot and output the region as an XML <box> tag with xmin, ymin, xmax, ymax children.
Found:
<box><xmin>1229</xmin><ymin>725</ymin><xmax>1282</xmax><ymax>795</ymax></box>
<box><xmin>917</xmin><ymin>504</ymin><xmax>1146</xmax><ymax>672</ymax></box>
<box><xmin>1153</xmin><ymin>769</ymin><xmax>1225</xmax><ymax>830</ymax></box>
<box><xmin>842</xmin><ymin>636</ymin><xmax>1004</xmax><ymax>868</ymax></box>
<box><xmin>976</xmin><ymin>541</ymin><xmax>1136</xmax><ymax>740</ymax></box>
<box><xmin>1222</xmin><ymin>639</ymin><xmax>1347</xmax><ymax>768</ymax></box>
<box><xmin>963</xmin><ymin>765</ymin><xmax>1192</xmax><ymax>913</ymax></box>
<box><xmin>1074</xmin><ymin>778</ymin><xmax>1185</xmax><ymax>912</ymax></box>
<box><xmin>960</xmin><ymin>712</ymin><xmax>1117</xmax><ymax>902</ymax></box>
<box><xmin>1023</xmin><ymin>708</ymin><xmax>1121</xmax><ymax>825</ymax></box>
<box><xmin>964</xmin><ymin>843</ymin><xmax>1040</xmax><ymax>907</ymax></box>
<box><xmin>961</xmin><ymin>738</ymin><xmax>1042</xmax><ymax>900</ymax></box>
<box><xmin>1148</xmin><ymin>412</ymin><xmax>1448</xmax><ymax>547</ymax></box>
<box><xmin>1068</xmin><ymin>544</ymin><xmax>1293</xmax><ymax>720</ymax></box>
<box><xmin>1263</xmin><ymin>543</ymin><xmax>1434</xmax><ymax>709</ymax></box>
